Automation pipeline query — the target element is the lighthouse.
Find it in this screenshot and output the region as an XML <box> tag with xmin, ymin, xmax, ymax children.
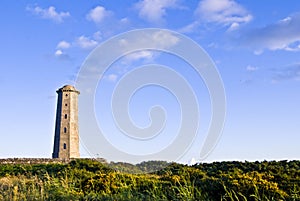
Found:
<box><xmin>52</xmin><ymin>85</ymin><xmax>80</xmax><ymax>159</ymax></box>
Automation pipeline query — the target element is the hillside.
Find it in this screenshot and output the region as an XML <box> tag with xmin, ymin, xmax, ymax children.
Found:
<box><xmin>0</xmin><ymin>159</ymin><xmax>299</xmax><ymax>200</ymax></box>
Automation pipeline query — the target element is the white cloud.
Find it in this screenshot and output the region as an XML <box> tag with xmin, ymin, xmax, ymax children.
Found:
<box><xmin>151</xmin><ymin>30</ymin><xmax>179</xmax><ymax>48</ymax></box>
<box><xmin>93</xmin><ymin>31</ymin><xmax>102</xmax><ymax>41</ymax></box>
<box><xmin>56</xmin><ymin>41</ymin><xmax>71</xmax><ymax>49</ymax></box>
<box><xmin>279</xmin><ymin>17</ymin><xmax>291</xmax><ymax>23</ymax></box>
<box><xmin>272</xmin><ymin>63</ymin><xmax>300</xmax><ymax>82</ymax></box>
<box><xmin>55</xmin><ymin>49</ymin><xmax>63</xmax><ymax>56</ymax></box>
<box><xmin>56</xmin><ymin>32</ymin><xmax>101</xmax><ymax>52</ymax></box>
<box><xmin>178</xmin><ymin>21</ymin><xmax>200</xmax><ymax>33</ymax></box>
<box><xmin>86</xmin><ymin>6</ymin><xmax>112</xmax><ymax>24</ymax></box>
<box><xmin>124</xmin><ymin>50</ymin><xmax>154</xmax><ymax>63</ymax></box>
<box><xmin>116</xmin><ymin>31</ymin><xmax>179</xmax><ymax>68</ymax></box>
<box><xmin>246</xmin><ymin>65</ymin><xmax>258</xmax><ymax>72</ymax></box>
<box><xmin>27</xmin><ymin>6</ymin><xmax>70</xmax><ymax>23</ymax></box>
<box><xmin>195</xmin><ymin>0</ymin><xmax>252</xmax><ymax>28</ymax></box>
<box><xmin>241</xmin><ymin>12</ymin><xmax>300</xmax><ymax>53</ymax></box>
<box><xmin>106</xmin><ymin>74</ymin><xmax>118</xmax><ymax>82</ymax></box>
<box><xmin>120</xmin><ymin>17</ymin><xmax>130</xmax><ymax>25</ymax></box>
<box><xmin>253</xmin><ymin>50</ymin><xmax>263</xmax><ymax>55</ymax></box>
<box><xmin>75</xmin><ymin>35</ymin><xmax>98</xmax><ymax>49</ymax></box>
<box><xmin>283</xmin><ymin>42</ymin><xmax>300</xmax><ymax>52</ymax></box>
<box><xmin>135</xmin><ymin>0</ymin><xmax>179</xmax><ymax>23</ymax></box>
<box><xmin>54</xmin><ymin>49</ymin><xmax>70</xmax><ymax>60</ymax></box>
<box><xmin>227</xmin><ymin>22</ymin><xmax>240</xmax><ymax>31</ymax></box>
<box><xmin>118</xmin><ymin>30</ymin><xmax>179</xmax><ymax>50</ymax></box>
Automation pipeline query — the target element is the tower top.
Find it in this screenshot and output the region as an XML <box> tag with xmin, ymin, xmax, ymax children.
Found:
<box><xmin>57</xmin><ymin>85</ymin><xmax>80</xmax><ymax>94</ymax></box>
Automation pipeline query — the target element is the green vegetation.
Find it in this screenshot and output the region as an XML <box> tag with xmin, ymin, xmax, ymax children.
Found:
<box><xmin>0</xmin><ymin>159</ymin><xmax>299</xmax><ymax>200</ymax></box>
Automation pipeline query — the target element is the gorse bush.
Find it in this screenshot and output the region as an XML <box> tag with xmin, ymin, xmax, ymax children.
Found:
<box><xmin>0</xmin><ymin>159</ymin><xmax>298</xmax><ymax>200</ymax></box>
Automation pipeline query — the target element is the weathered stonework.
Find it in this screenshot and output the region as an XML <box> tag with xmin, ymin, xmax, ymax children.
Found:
<box><xmin>52</xmin><ymin>85</ymin><xmax>80</xmax><ymax>160</ymax></box>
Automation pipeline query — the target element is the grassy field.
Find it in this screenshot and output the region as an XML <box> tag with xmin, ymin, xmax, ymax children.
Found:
<box><xmin>0</xmin><ymin>159</ymin><xmax>299</xmax><ymax>200</ymax></box>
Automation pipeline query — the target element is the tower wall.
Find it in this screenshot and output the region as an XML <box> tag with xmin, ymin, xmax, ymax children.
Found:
<box><xmin>52</xmin><ymin>85</ymin><xmax>80</xmax><ymax>159</ymax></box>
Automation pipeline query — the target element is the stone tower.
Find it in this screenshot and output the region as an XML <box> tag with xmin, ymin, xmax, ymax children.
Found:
<box><xmin>52</xmin><ymin>85</ymin><xmax>80</xmax><ymax>159</ymax></box>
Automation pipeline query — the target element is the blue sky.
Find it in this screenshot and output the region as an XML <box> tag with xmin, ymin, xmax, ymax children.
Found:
<box><xmin>0</xmin><ymin>0</ymin><xmax>299</xmax><ymax>163</ymax></box>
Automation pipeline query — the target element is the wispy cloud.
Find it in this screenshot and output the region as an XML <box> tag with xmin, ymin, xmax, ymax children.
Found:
<box><xmin>239</xmin><ymin>65</ymin><xmax>259</xmax><ymax>85</ymax></box>
<box><xmin>118</xmin><ymin>30</ymin><xmax>179</xmax><ymax>50</ymax></box>
<box><xmin>195</xmin><ymin>0</ymin><xmax>252</xmax><ymax>30</ymax></box>
<box><xmin>54</xmin><ymin>49</ymin><xmax>70</xmax><ymax>60</ymax></box>
<box><xmin>246</xmin><ymin>65</ymin><xmax>258</xmax><ymax>72</ymax></box>
<box><xmin>135</xmin><ymin>0</ymin><xmax>180</xmax><ymax>24</ymax></box>
<box><xmin>75</xmin><ymin>35</ymin><xmax>98</xmax><ymax>49</ymax></box>
<box><xmin>26</xmin><ymin>6</ymin><xmax>70</xmax><ymax>23</ymax></box>
<box><xmin>86</xmin><ymin>6</ymin><xmax>113</xmax><ymax>24</ymax></box>
<box><xmin>103</xmin><ymin>51</ymin><xmax>154</xmax><ymax>83</ymax></box>
<box><xmin>151</xmin><ymin>30</ymin><xmax>179</xmax><ymax>48</ymax></box>
<box><xmin>120</xmin><ymin>17</ymin><xmax>130</xmax><ymax>25</ymax></box>
<box><xmin>93</xmin><ymin>31</ymin><xmax>102</xmax><ymax>41</ymax></box>
<box><xmin>272</xmin><ymin>63</ymin><xmax>300</xmax><ymax>82</ymax></box>
<box><xmin>55</xmin><ymin>31</ymin><xmax>101</xmax><ymax>56</ymax></box>
<box><xmin>104</xmin><ymin>74</ymin><xmax>118</xmax><ymax>82</ymax></box>
<box><xmin>54</xmin><ymin>41</ymin><xmax>71</xmax><ymax>59</ymax></box>
<box><xmin>123</xmin><ymin>50</ymin><xmax>154</xmax><ymax>64</ymax></box>
<box><xmin>241</xmin><ymin>12</ymin><xmax>300</xmax><ymax>53</ymax></box>
<box><xmin>56</xmin><ymin>41</ymin><xmax>71</xmax><ymax>49</ymax></box>
<box><xmin>178</xmin><ymin>21</ymin><xmax>200</xmax><ymax>33</ymax></box>
<box><xmin>54</xmin><ymin>49</ymin><xmax>63</xmax><ymax>56</ymax></box>
<box><xmin>106</xmin><ymin>30</ymin><xmax>180</xmax><ymax>82</ymax></box>
<box><xmin>227</xmin><ymin>22</ymin><xmax>240</xmax><ymax>32</ymax></box>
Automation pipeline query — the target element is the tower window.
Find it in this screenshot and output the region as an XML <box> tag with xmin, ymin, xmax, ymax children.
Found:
<box><xmin>64</xmin><ymin>127</ymin><xmax>67</xmax><ymax>133</ymax></box>
<box><xmin>63</xmin><ymin>143</ymin><xmax>67</xmax><ymax>149</ymax></box>
<box><xmin>64</xmin><ymin>114</ymin><xmax>67</xmax><ymax>119</ymax></box>
<box><xmin>65</xmin><ymin>103</ymin><xmax>67</xmax><ymax>106</ymax></box>
<box><xmin>66</xmin><ymin>94</ymin><xmax>68</xmax><ymax>97</ymax></box>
